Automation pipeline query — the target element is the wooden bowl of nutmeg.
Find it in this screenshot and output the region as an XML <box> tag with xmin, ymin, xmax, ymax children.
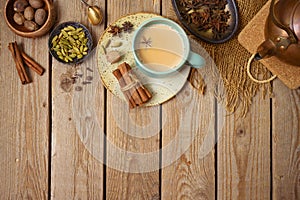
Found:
<box><xmin>4</xmin><ymin>0</ymin><xmax>56</xmax><ymax>38</ymax></box>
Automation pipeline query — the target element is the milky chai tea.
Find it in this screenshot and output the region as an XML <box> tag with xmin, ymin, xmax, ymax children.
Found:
<box><xmin>134</xmin><ymin>23</ymin><xmax>185</xmax><ymax>72</ymax></box>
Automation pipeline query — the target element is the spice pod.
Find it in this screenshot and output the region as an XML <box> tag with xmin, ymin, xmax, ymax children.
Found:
<box><xmin>48</xmin><ymin>21</ymin><xmax>93</xmax><ymax>64</ymax></box>
<box><xmin>172</xmin><ymin>0</ymin><xmax>239</xmax><ymax>44</ymax></box>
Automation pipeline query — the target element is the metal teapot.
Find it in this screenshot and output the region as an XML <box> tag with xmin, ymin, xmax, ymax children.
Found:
<box><xmin>256</xmin><ymin>0</ymin><xmax>300</xmax><ymax>66</ymax></box>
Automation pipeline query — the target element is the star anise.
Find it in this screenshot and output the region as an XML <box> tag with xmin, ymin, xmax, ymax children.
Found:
<box><xmin>199</xmin><ymin>7</ymin><xmax>210</xmax><ymax>23</ymax></box>
<box><xmin>198</xmin><ymin>23</ymin><xmax>212</xmax><ymax>32</ymax></box>
<box><xmin>141</xmin><ymin>36</ymin><xmax>152</xmax><ymax>48</ymax></box>
<box><xmin>180</xmin><ymin>10</ymin><xmax>190</xmax><ymax>21</ymax></box>
<box><xmin>190</xmin><ymin>12</ymin><xmax>203</xmax><ymax>26</ymax></box>
<box><xmin>181</xmin><ymin>0</ymin><xmax>231</xmax><ymax>40</ymax></box>
<box><xmin>212</xmin><ymin>9</ymin><xmax>225</xmax><ymax>20</ymax></box>
<box><xmin>220</xmin><ymin>11</ymin><xmax>231</xmax><ymax>22</ymax></box>
<box><xmin>108</xmin><ymin>25</ymin><xmax>122</xmax><ymax>36</ymax></box>
<box><xmin>212</xmin><ymin>28</ymin><xmax>224</xmax><ymax>39</ymax></box>
<box><xmin>216</xmin><ymin>0</ymin><xmax>228</xmax><ymax>9</ymax></box>
<box><xmin>178</xmin><ymin>0</ymin><xmax>189</xmax><ymax>6</ymax></box>
<box><xmin>122</xmin><ymin>21</ymin><xmax>134</xmax><ymax>33</ymax></box>
<box><xmin>210</xmin><ymin>18</ymin><xmax>222</xmax><ymax>32</ymax></box>
<box><xmin>186</xmin><ymin>1</ymin><xmax>201</xmax><ymax>11</ymax></box>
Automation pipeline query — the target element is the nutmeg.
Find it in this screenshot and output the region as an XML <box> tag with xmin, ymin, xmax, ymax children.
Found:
<box><xmin>13</xmin><ymin>12</ymin><xmax>25</xmax><ymax>25</ymax></box>
<box><xmin>24</xmin><ymin>20</ymin><xmax>39</xmax><ymax>31</ymax></box>
<box><xmin>29</xmin><ymin>0</ymin><xmax>44</xmax><ymax>9</ymax></box>
<box><xmin>34</xmin><ymin>8</ymin><xmax>47</xmax><ymax>26</ymax></box>
<box><xmin>13</xmin><ymin>0</ymin><xmax>29</xmax><ymax>12</ymax></box>
<box><xmin>24</xmin><ymin>6</ymin><xmax>35</xmax><ymax>21</ymax></box>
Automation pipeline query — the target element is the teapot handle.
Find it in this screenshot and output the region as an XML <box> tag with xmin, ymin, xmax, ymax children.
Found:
<box><xmin>246</xmin><ymin>54</ymin><xmax>277</xmax><ymax>84</ymax></box>
<box><xmin>270</xmin><ymin>0</ymin><xmax>298</xmax><ymax>43</ymax></box>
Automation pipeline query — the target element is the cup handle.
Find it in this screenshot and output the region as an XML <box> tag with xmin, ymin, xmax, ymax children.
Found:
<box><xmin>187</xmin><ymin>51</ymin><xmax>205</xmax><ymax>69</ymax></box>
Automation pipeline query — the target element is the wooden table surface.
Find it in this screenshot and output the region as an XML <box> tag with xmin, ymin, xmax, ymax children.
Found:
<box><xmin>1</xmin><ymin>0</ymin><xmax>300</xmax><ymax>199</ymax></box>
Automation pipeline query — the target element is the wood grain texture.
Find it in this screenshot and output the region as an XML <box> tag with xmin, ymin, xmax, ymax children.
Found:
<box><xmin>217</xmin><ymin>91</ymin><xmax>271</xmax><ymax>200</ymax></box>
<box><xmin>0</xmin><ymin>1</ymin><xmax>49</xmax><ymax>199</ymax></box>
<box><xmin>105</xmin><ymin>0</ymin><xmax>161</xmax><ymax>199</ymax></box>
<box><xmin>272</xmin><ymin>81</ymin><xmax>300</xmax><ymax>199</ymax></box>
<box><xmin>161</xmin><ymin>1</ymin><xmax>215</xmax><ymax>199</ymax></box>
<box><xmin>161</xmin><ymin>83</ymin><xmax>216</xmax><ymax>200</ymax></box>
<box><xmin>106</xmin><ymin>98</ymin><xmax>161</xmax><ymax>199</ymax></box>
<box><xmin>50</xmin><ymin>0</ymin><xmax>104</xmax><ymax>199</ymax></box>
<box><xmin>1</xmin><ymin>0</ymin><xmax>300</xmax><ymax>199</ymax></box>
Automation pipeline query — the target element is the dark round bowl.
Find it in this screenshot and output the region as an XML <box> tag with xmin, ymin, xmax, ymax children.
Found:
<box><xmin>4</xmin><ymin>0</ymin><xmax>56</xmax><ymax>38</ymax></box>
<box><xmin>48</xmin><ymin>21</ymin><xmax>93</xmax><ymax>65</ymax></box>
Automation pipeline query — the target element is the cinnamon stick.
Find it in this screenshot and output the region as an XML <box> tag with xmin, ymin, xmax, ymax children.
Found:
<box><xmin>8</xmin><ymin>43</ymin><xmax>25</xmax><ymax>84</ymax></box>
<box><xmin>118</xmin><ymin>63</ymin><xmax>143</xmax><ymax>105</ymax></box>
<box><xmin>113</xmin><ymin>69</ymin><xmax>136</xmax><ymax>109</ymax></box>
<box><xmin>21</xmin><ymin>51</ymin><xmax>44</xmax><ymax>76</ymax></box>
<box><xmin>124</xmin><ymin>63</ymin><xmax>152</xmax><ymax>102</ymax></box>
<box><xmin>8</xmin><ymin>42</ymin><xmax>31</xmax><ymax>84</ymax></box>
<box><xmin>139</xmin><ymin>83</ymin><xmax>152</xmax><ymax>99</ymax></box>
<box><xmin>13</xmin><ymin>42</ymin><xmax>30</xmax><ymax>84</ymax></box>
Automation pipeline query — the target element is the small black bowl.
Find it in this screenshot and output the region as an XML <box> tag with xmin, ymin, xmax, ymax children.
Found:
<box><xmin>48</xmin><ymin>21</ymin><xmax>93</xmax><ymax>64</ymax></box>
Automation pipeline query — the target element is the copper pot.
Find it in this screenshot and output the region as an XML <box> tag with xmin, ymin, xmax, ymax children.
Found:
<box><xmin>256</xmin><ymin>0</ymin><xmax>300</xmax><ymax>66</ymax></box>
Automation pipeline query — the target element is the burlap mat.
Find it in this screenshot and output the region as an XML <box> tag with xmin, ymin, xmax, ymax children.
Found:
<box><xmin>190</xmin><ymin>0</ymin><xmax>271</xmax><ymax>116</ymax></box>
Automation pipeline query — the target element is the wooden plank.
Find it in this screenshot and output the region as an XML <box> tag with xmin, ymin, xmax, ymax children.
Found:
<box><xmin>0</xmin><ymin>1</ymin><xmax>49</xmax><ymax>198</ymax></box>
<box><xmin>161</xmin><ymin>83</ymin><xmax>216</xmax><ymax>200</ymax></box>
<box><xmin>161</xmin><ymin>2</ymin><xmax>216</xmax><ymax>199</ymax></box>
<box><xmin>217</xmin><ymin>91</ymin><xmax>271</xmax><ymax>199</ymax></box>
<box><xmin>272</xmin><ymin>81</ymin><xmax>300</xmax><ymax>199</ymax></box>
<box><xmin>215</xmin><ymin>0</ymin><xmax>271</xmax><ymax>198</ymax></box>
<box><xmin>105</xmin><ymin>0</ymin><xmax>161</xmax><ymax>199</ymax></box>
<box><xmin>50</xmin><ymin>0</ymin><xmax>104</xmax><ymax>199</ymax></box>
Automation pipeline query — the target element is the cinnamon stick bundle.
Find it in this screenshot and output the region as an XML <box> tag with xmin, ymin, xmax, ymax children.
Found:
<box><xmin>8</xmin><ymin>41</ymin><xmax>45</xmax><ymax>85</ymax></box>
<box><xmin>113</xmin><ymin>62</ymin><xmax>152</xmax><ymax>108</ymax></box>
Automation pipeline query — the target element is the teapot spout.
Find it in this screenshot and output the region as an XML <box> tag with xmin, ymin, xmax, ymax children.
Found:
<box><xmin>256</xmin><ymin>39</ymin><xmax>276</xmax><ymax>59</ymax></box>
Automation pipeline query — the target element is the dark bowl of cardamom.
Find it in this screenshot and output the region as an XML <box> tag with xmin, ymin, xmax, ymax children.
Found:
<box><xmin>48</xmin><ymin>21</ymin><xmax>93</xmax><ymax>64</ymax></box>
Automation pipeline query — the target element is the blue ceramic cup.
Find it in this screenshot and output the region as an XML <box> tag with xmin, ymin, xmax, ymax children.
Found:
<box><xmin>132</xmin><ymin>17</ymin><xmax>205</xmax><ymax>77</ymax></box>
